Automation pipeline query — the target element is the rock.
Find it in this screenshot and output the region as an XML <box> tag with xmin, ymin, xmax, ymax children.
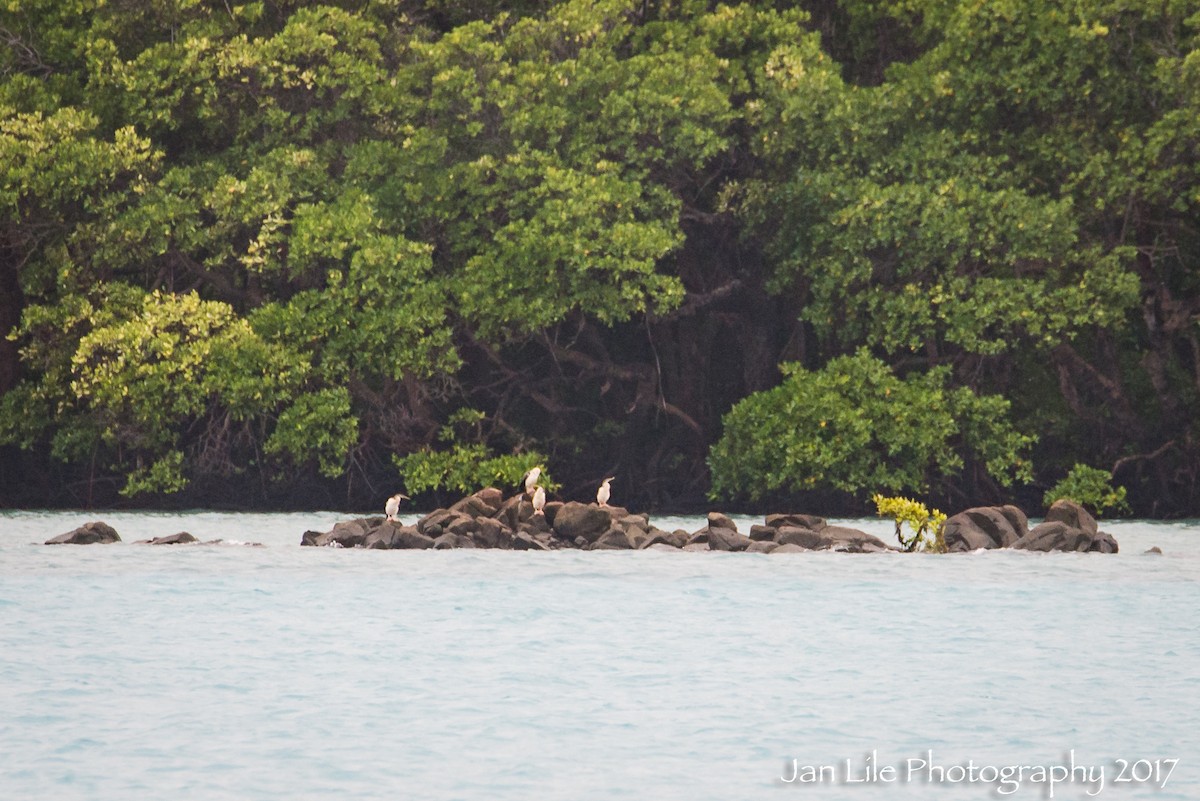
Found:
<box><xmin>1012</xmin><ymin>521</ymin><xmax>1118</xmax><ymax>553</ymax></box>
<box><xmin>772</xmin><ymin>524</ymin><xmax>892</xmax><ymax>553</ymax></box>
<box><xmin>640</xmin><ymin>529</ymin><xmax>687</xmax><ymax>549</ymax></box>
<box><xmin>775</xmin><ymin>526</ymin><xmax>824</xmax><ymax>549</ymax></box>
<box><xmin>513</xmin><ymin>532</ymin><xmax>550</xmax><ymax>551</ymax></box>
<box><xmin>686</xmin><ymin>529</ymin><xmax>709</xmax><ymax>546</ymax></box>
<box><xmin>301</xmin><ymin>530</ymin><xmax>325</xmax><ymax>546</ymax></box>
<box><xmin>552</xmin><ymin>501</ymin><xmax>615</xmax><ymax>544</ymax></box>
<box><xmin>446</xmin><ymin>514</ymin><xmax>480</xmax><ymax>537</ymax></box>
<box><xmin>1043</xmin><ymin>499</ymin><xmax>1099</xmax><ymax>535</ymax></box>
<box><xmin>746</xmin><ymin>540</ymin><xmax>777</xmax><ymax>553</ymax></box>
<box><xmin>471</xmin><ymin>517</ymin><xmax>513</xmax><ymax>549</ymax></box>
<box><xmin>943</xmin><ymin>505</ymin><xmax>1028</xmax><ymax>552</ymax></box>
<box><xmin>542</xmin><ymin>501</ymin><xmax>563</xmax><ymax>527</ymax></box>
<box><xmin>590</xmin><ymin>529</ymin><xmax>634</xmax><ymax>550</ymax></box>
<box><xmin>682</xmin><ymin>542</ymin><xmax>709</xmax><ymax>552</ymax></box>
<box><xmin>46</xmin><ymin>521</ymin><xmax>121</xmax><ymax>545</ymax></box>
<box><xmin>706</xmin><ymin>511</ymin><xmax>739</xmax><ymax>533</ymax></box>
<box><xmin>327</xmin><ymin>519</ymin><xmax>372</xmax><ymax>548</ymax></box>
<box><xmin>146</xmin><ymin>532</ymin><xmax>197</xmax><ymax>545</ymax></box>
<box><xmin>361</xmin><ymin>522</ymin><xmax>401</xmax><ymax>549</ymax></box>
<box><xmin>389</xmin><ymin>526</ymin><xmax>436</xmax><ymax>550</ymax></box>
<box><xmin>417</xmin><ymin>509</ymin><xmax>467</xmax><ymax>537</ymax></box>
<box><xmin>765</xmin><ymin>513</ymin><xmax>827</xmax><ymax>531</ymax></box>
<box><xmin>770</xmin><ymin>543</ymin><xmax>808</xmax><ymax>554</ymax></box>
<box><xmin>496</xmin><ymin>495</ymin><xmax>535</xmax><ymax>531</ymax></box>
<box><xmin>749</xmin><ymin>524</ymin><xmax>777</xmax><ymax>542</ymax></box>
<box><xmin>1145</xmin><ymin>546</ymin><xmax>1163</xmax><ymax>554</ymax></box>
<box><xmin>519</xmin><ymin>513</ymin><xmax>554</xmax><ymax>538</ymax></box>
<box><xmin>707</xmin><ymin>527</ymin><xmax>753</xmax><ymax>552</ymax></box>
<box><xmin>432</xmin><ymin>532</ymin><xmax>474</xmax><ymax>549</ymax></box>
<box><xmin>645</xmin><ymin>543</ymin><xmax>682</xmax><ymax>552</ymax></box>
<box><xmin>820</xmin><ymin>525</ymin><xmax>893</xmax><ymax>553</ymax></box>
<box><xmin>449</xmin><ymin>487</ymin><xmax>504</xmax><ymax>518</ymax></box>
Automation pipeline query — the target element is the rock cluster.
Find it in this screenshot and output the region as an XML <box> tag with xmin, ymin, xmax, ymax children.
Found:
<box><xmin>300</xmin><ymin>489</ymin><xmax>897</xmax><ymax>553</ymax></box>
<box><xmin>943</xmin><ymin>500</ymin><xmax>1118</xmax><ymax>553</ymax></box>
<box><xmin>44</xmin><ymin>524</ymin><xmax>261</xmax><ymax>546</ymax></box>
<box><xmin>45</xmin><ymin>521</ymin><xmax>122</xmax><ymax>545</ymax></box>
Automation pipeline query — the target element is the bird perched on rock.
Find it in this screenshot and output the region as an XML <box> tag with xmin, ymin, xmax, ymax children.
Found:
<box><xmin>597</xmin><ymin>476</ymin><xmax>615</xmax><ymax>507</ymax></box>
<box><xmin>522</xmin><ymin>466</ymin><xmax>542</xmax><ymax>496</ymax></box>
<box><xmin>532</xmin><ymin>485</ymin><xmax>546</xmax><ymax>516</ymax></box>
<box><xmin>385</xmin><ymin>493</ymin><xmax>409</xmax><ymax>522</ymax></box>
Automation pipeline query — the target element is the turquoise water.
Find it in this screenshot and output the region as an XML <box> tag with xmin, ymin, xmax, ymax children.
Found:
<box><xmin>2</xmin><ymin>511</ymin><xmax>1198</xmax><ymax>800</ymax></box>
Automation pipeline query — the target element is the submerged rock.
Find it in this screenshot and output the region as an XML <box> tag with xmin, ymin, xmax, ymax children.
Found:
<box><xmin>46</xmin><ymin>521</ymin><xmax>121</xmax><ymax>545</ymax></box>
<box><xmin>141</xmin><ymin>532</ymin><xmax>198</xmax><ymax>545</ymax></box>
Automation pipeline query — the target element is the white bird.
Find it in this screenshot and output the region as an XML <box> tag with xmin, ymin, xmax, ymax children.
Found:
<box><xmin>531</xmin><ymin>485</ymin><xmax>546</xmax><ymax>516</ymax></box>
<box><xmin>522</xmin><ymin>466</ymin><xmax>542</xmax><ymax>496</ymax></box>
<box><xmin>596</xmin><ymin>476</ymin><xmax>615</xmax><ymax>507</ymax></box>
<box><xmin>385</xmin><ymin>493</ymin><xmax>409</xmax><ymax>522</ymax></box>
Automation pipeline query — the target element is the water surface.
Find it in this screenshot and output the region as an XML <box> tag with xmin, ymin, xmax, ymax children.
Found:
<box><xmin>2</xmin><ymin>512</ymin><xmax>1197</xmax><ymax>800</ymax></box>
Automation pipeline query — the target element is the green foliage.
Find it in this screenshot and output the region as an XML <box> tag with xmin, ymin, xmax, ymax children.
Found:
<box><xmin>2</xmin><ymin>0</ymin><xmax>1199</xmax><ymax>512</ymax></box>
<box><xmin>873</xmin><ymin>494</ymin><xmax>946</xmax><ymax>553</ymax></box>
<box><xmin>264</xmin><ymin>388</ymin><xmax>359</xmax><ymax>479</ymax></box>
<box><xmin>708</xmin><ymin>351</ymin><xmax>1034</xmax><ymax>501</ymax></box>
<box><xmin>1044</xmin><ymin>464</ymin><xmax>1130</xmax><ymax>518</ymax></box>
<box><xmin>394</xmin><ymin>445</ymin><xmax>553</xmax><ymax>497</ymax></box>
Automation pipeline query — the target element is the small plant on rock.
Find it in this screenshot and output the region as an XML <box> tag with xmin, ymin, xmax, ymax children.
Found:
<box><xmin>873</xmin><ymin>494</ymin><xmax>947</xmax><ymax>553</ymax></box>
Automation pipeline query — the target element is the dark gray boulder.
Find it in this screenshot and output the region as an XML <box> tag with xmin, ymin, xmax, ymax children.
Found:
<box><xmin>145</xmin><ymin>532</ymin><xmax>197</xmax><ymax>545</ymax></box>
<box><xmin>708</xmin><ymin>527</ymin><xmax>754</xmax><ymax>552</ymax></box>
<box><xmin>552</xmin><ymin>502</ymin><xmax>617</xmax><ymax>544</ymax></box>
<box><xmin>1043</xmin><ymin>499</ymin><xmax>1098</xmax><ymax>535</ymax></box>
<box><xmin>820</xmin><ymin>525</ymin><xmax>894</xmax><ymax>552</ymax></box>
<box><xmin>46</xmin><ymin>521</ymin><xmax>121</xmax><ymax>545</ymax></box>
<box><xmin>640</xmin><ymin>529</ymin><xmax>687</xmax><ymax>549</ymax></box>
<box><xmin>943</xmin><ymin>505</ymin><xmax>1028</xmax><ymax>552</ymax></box>
<box><xmin>771</xmin><ymin>524</ymin><xmax>893</xmax><ymax>552</ymax></box>
<box><xmin>706</xmin><ymin>511</ymin><xmax>739</xmax><ymax>533</ymax></box>
<box><xmin>775</xmin><ymin>526</ymin><xmax>826</xmax><ymax>550</ymax></box>
<box><xmin>1013</xmin><ymin>521</ymin><xmax>1118</xmax><ymax>553</ymax></box>
<box><xmin>417</xmin><ymin>508</ymin><xmax>474</xmax><ymax>537</ymax></box>
<box><xmin>513</xmin><ymin>532</ymin><xmax>551</xmax><ymax>551</ymax></box>
<box><xmin>746</xmin><ymin>540</ymin><xmax>778</xmax><ymax>553</ymax></box>
<box><xmin>471</xmin><ymin>517</ymin><xmax>513</xmax><ymax>549</ymax></box>
<box><xmin>765</xmin><ymin>513</ymin><xmax>827</xmax><ymax>531</ymax></box>
<box><xmin>496</xmin><ymin>495</ymin><xmax>536</xmax><ymax>532</ymax></box>
<box><xmin>449</xmin><ymin>487</ymin><xmax>504</xmax><ymax>519</ymax></box>
<box><xmin>590</xmin><ymin>529</ymin><xmax>634</xmax><ymax>550</ymax></box>
<box><xmin>301</xmin><ymin>530</ymin><xmax>327</xmax><ymax>546</ymax></box>
<box><xmin>388</xmin><ymin>526</ymin><xmax>436</xmax><ymax>550</ymax></box>
<box><xmin>748</xmin><ymin>525</ymin><xmax>777</xmax><ymax>542</ymax></box>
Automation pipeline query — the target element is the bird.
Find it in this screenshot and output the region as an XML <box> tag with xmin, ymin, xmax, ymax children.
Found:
<box><xmin>522</xmin><ymin>466</ymin><xmax>542</xmax><ymax>496</ymax></box>
<box><xmin>531</xmin><ymin>485</ymin><xmax>546</xmax><ymax>516</ymax></box>
<box><xmin>385</xmin><ymin>493</ymin><xmax>409</xmax><ymax>522</ymax></box>
<box><xmin>596</xmin><ymin>476</ymin><xmax>615</xmax><ymax>507</ymax></box>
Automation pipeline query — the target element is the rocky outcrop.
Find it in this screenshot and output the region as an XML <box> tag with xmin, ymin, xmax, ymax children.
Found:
<box><xmin>940</xmin><ymin>500</ymin><xmax>1118</xmax><ymax>554</ymax></box>
<box><xmin>296</xmin><ymin>491</ymin><xmax>1119</xmax><ymax>554</ymax></box>
<box><xmin>300</xmin><ymin>489</ymin><xmax>653</xmax><ymax>551</ymax></box>
<box><xmin>1012</xmin><ymin>500</ymin><xmax>1118</xmax><ymax>553</ymax></box>
<box><xmin>943</xmin><ymin>505</ymin><xmax>1029</xmax><ymax>551</ymax></box>
<box><xmin>46</xmin><ymin>521</ymin><xmax>121</xmax><ymax>545</ymax></box>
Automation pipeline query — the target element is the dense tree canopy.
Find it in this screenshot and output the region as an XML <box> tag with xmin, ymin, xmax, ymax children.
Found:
<box><xmin>1</xmin><ymin>0</ymin><xmax>1197</xmax><ymax>515</ymax></box>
